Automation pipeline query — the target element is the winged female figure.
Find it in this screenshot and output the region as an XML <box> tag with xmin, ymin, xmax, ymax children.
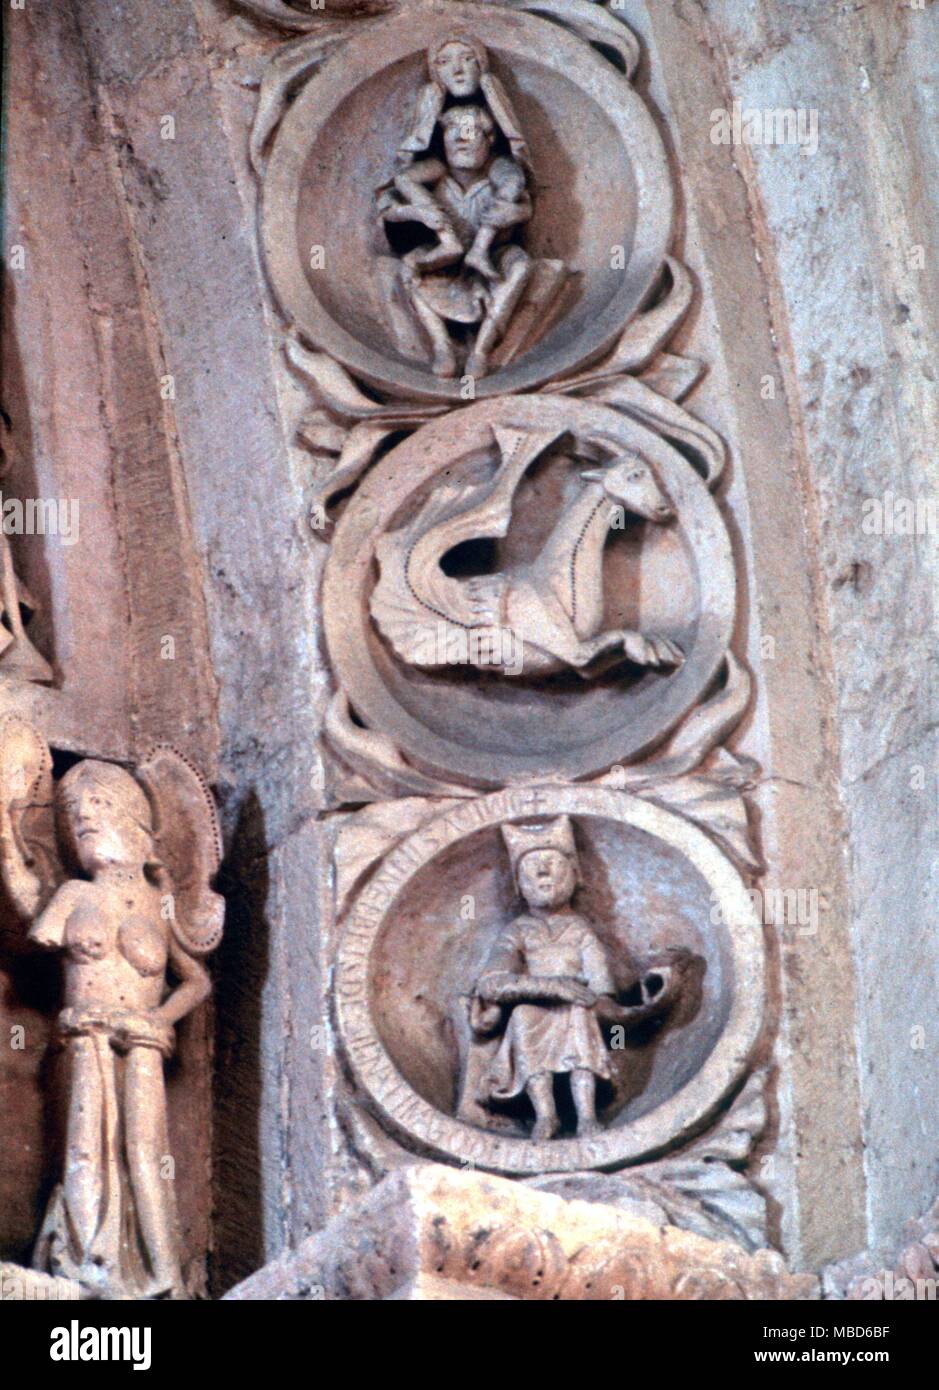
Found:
<box><xmin>0</xmin><ymin>717</ymin><xmax>223</xmax><ymax>1300</ymax></box>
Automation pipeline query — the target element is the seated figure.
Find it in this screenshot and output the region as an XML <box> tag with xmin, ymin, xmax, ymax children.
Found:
<box><xmin>379</xmin><ymin>104</ymin><xmax>534</xmax><ymax>378</ymax></box>
<box><xmin>455</xmin><ymin>817</ymin><xmax>686</xmax><ymax>1141</ymax></box>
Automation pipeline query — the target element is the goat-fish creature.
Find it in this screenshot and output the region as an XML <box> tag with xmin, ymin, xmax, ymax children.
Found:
<box><xmin>370</xmin><ymin>426</ymin><xmax>684</xmax><ymax>679</ymax></box>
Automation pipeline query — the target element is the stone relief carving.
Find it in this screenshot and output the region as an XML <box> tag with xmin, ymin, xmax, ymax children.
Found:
<box><xmin>0</xmin><ymin>0</ymin><xmax>918</xmax><ymax>1311</ymax></box>
<box><xmin>456</xmin><ymin>816</ymin><xmax>690</xmax><ymax>1141</ymax></box>
<box><xmin>235</xmin><ymin>0</ymin><xmax>770</xmax><ymax>1254</ymax></box>
<box><xmin>531</xmin><ymin>1069</ymin><xmax>772</xmax><ymax>1253</ymax></box>
<box><xmin>256</xmin><ymin>1</ymin><xmax>672</xmax><ymax>402</ymax></box>
<box><xmin>375</xmin><ymin>37</ymin><xmax>560</xmax><ymax>380</ymax></box>
<box><xmin>320</xmin><ymin>395</ymin><xmax>734</xmax><ymax>788</ymax></box>
<box><xmin>335</xmin><ymin>785</ymin><xmax>764</xmax><ymax>1176</ymax></box>
<box><xmin>370</xmin><ymin>424</ymin><xmax>683</xmax><ymax>677</ymax></box>
<box><xmin>0</xmin><ymin>717</ymin><xmax>223</xmax><ymax>1299</ymax></box>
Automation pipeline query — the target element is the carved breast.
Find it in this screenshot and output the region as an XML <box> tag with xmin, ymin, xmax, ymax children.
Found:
<box><xmin>118</xmin><ymin>915</ymin><xmax>167</xmax><ymax>979</ymax></box>
<box><xmin>64</xmin><ymin>903</ymin><xmax>111</xmax><ymax>963</ymax></box>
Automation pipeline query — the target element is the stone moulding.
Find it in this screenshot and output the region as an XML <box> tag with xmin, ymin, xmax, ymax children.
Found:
<box><xmin>223</xmin><ymin>1164</ymin><xmax>817</xmax><ymax>1301</ymax></box>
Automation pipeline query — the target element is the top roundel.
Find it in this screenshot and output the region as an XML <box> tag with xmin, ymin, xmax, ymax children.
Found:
<box><xmin>261</xmin><ymin>6</ymin><xmax>673</xmax><ymax>402</ymax></box>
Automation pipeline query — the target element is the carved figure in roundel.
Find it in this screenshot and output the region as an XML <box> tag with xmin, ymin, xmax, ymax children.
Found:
<box><xmin>377</xmin><ymin>34</ymin><xmax>549</xmax><ymax>380</ymax></box>
<box><xmin>335</xmin><ymin>785</ymin><xmax>765</xmax><ymax>1174</ymax></box>
<box><xmin>463</xmin><ymin>816</ymin><xmax>686</xmax><ymax>1142</ymax></box>
<box><xmin>261</xmin><ymin>6</ymin><xmax>673</xmax><ymax>401</ymax></box>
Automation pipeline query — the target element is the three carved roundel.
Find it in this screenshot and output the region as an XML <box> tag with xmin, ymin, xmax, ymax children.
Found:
<box><xmin>256</xmin><ymin>0</ymin><xmax>763</xmax><ymax>1183</ymax></box>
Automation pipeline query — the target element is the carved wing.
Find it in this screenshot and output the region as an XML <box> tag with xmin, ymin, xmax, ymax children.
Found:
<box><xmin>136</xmin><ymin>745</ymin><xmax>224</xmax><ymax>956</ymax></box>
<box><xmin>0</xmin><ymin>715</ymin><xmax>64</xmax><ymax>920</ymax></box>
<box><xmin>370</xmin><ymin>477</ymin><xmax>486</xmax><ymax>661</ymax></box>
<box><xmin>370</xmin><ymin>427</ymin><xmax>563</xmax><ymax>664</ymax></box>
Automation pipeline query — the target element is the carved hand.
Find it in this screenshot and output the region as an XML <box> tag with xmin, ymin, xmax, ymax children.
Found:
<box><xmin>595</xmin><ymin>995</ymin><xmax>639</xmax><ymax>1025</ymax></box>
<box><xmin>551</xmin><ymin>977</ymin><xmax>597</xmax><ymax>1007</ymax></box>
<box><xmin>0</xmin><ymin>805</ymin><xmax>44</xmax><ymax>922</ymax></box>
<box><xmin>595</xmin><ymin>963</ymin><xmax>682</xmax><ymax>1026</ymax></box>
<box><xmin>471</xmin><ymin>1001</ymin><xmax>503</xmax><ymax>1035</ymax></box>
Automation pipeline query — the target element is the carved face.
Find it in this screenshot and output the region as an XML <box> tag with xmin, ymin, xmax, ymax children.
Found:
<box><xmin>583</xmin><ymin>455</ymin><xmax>674</xmax><ymax>523</ymax></box>
<box><xmin>442</xmin><ymin>107</ymin><xmax>494</xmax><ymax>171</ymax></box>
<box><xmin>517</xmin><ymin>849</ymin><xmax>577</xmax><ymax>910</ymax></box>
<box><xmin>61</xmin><ymin>775</ymin><xmax>152</xmax><ymax>874</ymax></box>
<box><xmin>432</xmin><ymin>40</ymin><xmax>483</xmax><ymax>98</ymax></box>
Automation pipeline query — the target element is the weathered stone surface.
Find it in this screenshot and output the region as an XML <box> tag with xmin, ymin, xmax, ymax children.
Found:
<box><xmin>663</xmin><ymin>0</ymin><xmax>939</xmax><ymax>1266</ymax></box>
<box><xmin>1</xmin><ymin>0</ymin><xmax>935</xmax><ymax>1304</ymax></box>
<box><xmin>224</xmin><ymin>1163</ymin><xmax>818</xmax><ymax>1301</ymax></box>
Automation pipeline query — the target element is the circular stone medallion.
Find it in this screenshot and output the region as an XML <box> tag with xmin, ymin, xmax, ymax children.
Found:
<box><xmin>335</xmin><ymin>785</ymin><xmax>765</xmax><ymax>1174</ymax></box>
<box><xmin>322</xmin><ymin>395</ymin><xmax>736</xmax><ymax>785</ymax></box>
<box><xmin>261</xmin><ymin>5</ymin><xmax>673</xmax><ymax>401</ymax></box>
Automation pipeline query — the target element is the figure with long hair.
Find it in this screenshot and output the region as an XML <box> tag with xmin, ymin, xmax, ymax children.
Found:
<box><xmin>378</xmin><ymin>34</ymin><xmax>538</xmax><ymax>379</ymax></box>
<box><xmin>0</xmin><ymin>721</ymin><xmax>223</xmax><ymax>1299</ymax></box>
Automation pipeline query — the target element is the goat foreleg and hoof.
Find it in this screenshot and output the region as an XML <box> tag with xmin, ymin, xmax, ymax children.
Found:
<box><xmin>621</xmin><ymin>631</ymin><xmax>684</xmax><ymax>669</ymax></box>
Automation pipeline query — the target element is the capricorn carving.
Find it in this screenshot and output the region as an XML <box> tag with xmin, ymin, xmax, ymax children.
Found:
<box><xmin>370</xmin><ymin>427</ymin><xmax>684</xmax><ymax>678</ymax></box>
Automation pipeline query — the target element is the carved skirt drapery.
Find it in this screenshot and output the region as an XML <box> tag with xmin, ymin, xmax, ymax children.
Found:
<box><xmin>33</xmin><ymin>1009</ymin><xmax>182</xmax><ymax>1299</ymax></box>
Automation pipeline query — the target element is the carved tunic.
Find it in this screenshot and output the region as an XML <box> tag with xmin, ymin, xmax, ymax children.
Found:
<box><xmin>407</xmin><ymin>161</ymin><xmax>529</xmax><ymax>325</ymax></box>
<box><xmin>431</xmin><ymin>162</ymin><xmax>527</xmax><ymax>246</ymax></box>
<box><xmin>479</xmin><ymin>910</ymin><xmax>614</xmax><ymax>1099</ymax></box>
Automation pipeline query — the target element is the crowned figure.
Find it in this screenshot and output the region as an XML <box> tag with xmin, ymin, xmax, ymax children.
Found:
<box><xmin>459</xmin><ymin>816</ymin><xmax>684</xmax><ymax>1141</ymax></box>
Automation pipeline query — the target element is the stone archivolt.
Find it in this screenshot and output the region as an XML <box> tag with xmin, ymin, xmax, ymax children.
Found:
<box><xmin>0</xmin><ymin>0</ymin><xmax>816</xmax><ymax>1302</ymax></box>
<box><xmin>235</xmin><ymin>0</ymin><xmax>775</xmax><ymax>1283</ymax></box>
